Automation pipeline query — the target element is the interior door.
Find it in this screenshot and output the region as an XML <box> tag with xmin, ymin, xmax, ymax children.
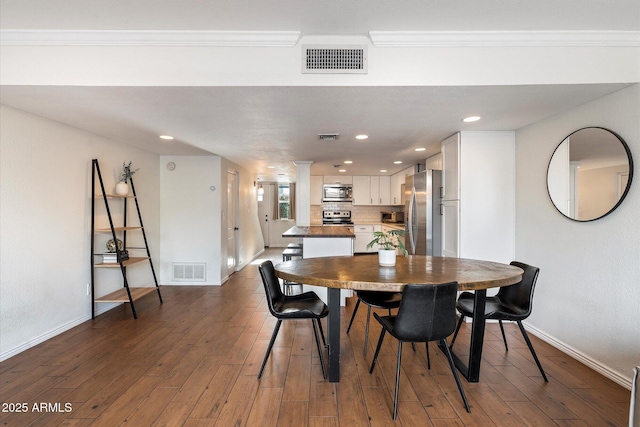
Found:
<box><xmin>257</xmin><ymin>184</ymin><xmax>270</xmax><ymax>246</ymax></box>
<box><xmin>227</xmin><ymin>171</ymin><xmax>238</xmax><ymax>273</ymax></box>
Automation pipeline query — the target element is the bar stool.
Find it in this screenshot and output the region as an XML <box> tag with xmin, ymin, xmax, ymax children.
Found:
<box><xmin>282</xmin><ymin>248</ymin><xmax>303</xmax><ymax>295</ymax></box>
<box><xmin>282</xmin><ymin>248</ymin><xmax>303</xmax><ymax>261</ymax></box>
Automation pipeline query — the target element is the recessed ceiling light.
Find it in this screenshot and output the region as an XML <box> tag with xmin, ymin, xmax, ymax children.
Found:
<box><xmin>159</xmin><ymin>135</ymin><xmax>174</xmax><ymax>140</ymax></box>
<box><xmin>415</xmin><ymin>147</ymin><xmax>426</xmax><ymax>152</ymax></box>
<box><xmin>267</xmin><ymin>166</ymin><xmax>275</xmax><ymax>169</ymax></box>
<box><xmin>394</xmin><ymin>161</ymin><xmax>403</xmax><ymax>164</ymax></box>
<box><xmin>344</xmin><ymin>160</ymin><xmax>353</xmax><ymax>164</ymax></box>
<box><xmin>462</xmin><ymin>116</ymin><xmax>481</xmax><ymax>123</ymax></box>
<box><xmin>355</xmin><ymin>134</ymin><xmax>369</xmax><ymax>140</ymax></box>
<box><xmin>380</xmin><ymin>169</ymin><xmax>387</xmax><ymax>173</ymax></box>
<box><xmin>339</xmin><ymin>169</ymin><xmax>347</xmax><ymax>173</ymax></box>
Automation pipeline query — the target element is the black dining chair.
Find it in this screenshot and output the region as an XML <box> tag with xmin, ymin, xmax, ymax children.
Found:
<box><xmin>257</xmin><ymin>260</ymin><xmax>328</xmax><ymax>379</ymax></box>
<box><xmin>450</xmin><ymin>261</ymin><xmax>548</xmax><ymax>382</ymax></box>
<box><xmin>346</xmin><ymin>290</ymin><xmax>403</xmax><ymax>357</ymax></box>
<box><xmin>369</xmin><ymin>282</ymin><xmax>470</xmax><ymax>420</ymax></box>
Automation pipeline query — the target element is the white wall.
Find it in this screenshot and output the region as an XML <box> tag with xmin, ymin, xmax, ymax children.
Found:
<box><xmin>515</xmin><ymin>84</ymin><xmax>639</xmax><ymax>387</ymax></box>
<box><xmin>159</xmin><ymin>155</ymin><xmax>222</xmax><ymax>284</ymax></box>
<box><xmin>0</xmin><ymin>105</ymin><xmax>160</xmax><ymax>360</ymax></box>
<box><xmin>159</xmin><ymin>155</ymin><xmax>265</xmax><ymax>285</ymax></box>
<box><xmin>220</xmin><ymin>157</ymin><xmax>265</xmax><ymax>273</ymax></box>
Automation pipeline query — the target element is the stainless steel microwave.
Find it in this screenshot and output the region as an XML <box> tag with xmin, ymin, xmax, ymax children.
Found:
<box><xmin>322</xmin><ymin>184</ymin><xmax>353</xmax><ymax>202</ymax></box>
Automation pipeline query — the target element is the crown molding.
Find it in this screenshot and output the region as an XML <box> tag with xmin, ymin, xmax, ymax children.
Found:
<box><xmin>369</xmin><ymin>30</ymin><xmax>640</xmax><ymax>47</ymax></box>
<box><xmin>0</xmin><ymin>30</ymin><xmax>302</xmax><ymax>47</ymax></box>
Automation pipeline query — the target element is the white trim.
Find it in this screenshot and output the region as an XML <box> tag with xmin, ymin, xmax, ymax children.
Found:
<box><xmin>0</xmin><ymin>30</ymin><xmax>301</xmax><ymax>47</ymax></box>
<box><xmin>0</xmin><ymin>302</ymin><xmax>119</xmax><ymax>363</ymax></box>
<box><xmin>369</xmin><ymin>30</ymin><xmax>640</xmax><ymax>47</ymax></box>
<box><xmin>523</xmin><ymin>321</ymin><xmax>633</xmax><ymax>390</ymax></box>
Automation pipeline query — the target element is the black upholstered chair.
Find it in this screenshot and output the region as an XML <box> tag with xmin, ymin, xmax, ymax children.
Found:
<box><xmin>257</xmin><ymin>260</ymin><xmax>328</xmax><ymax>379</ymax></box>
<box><xmin>369</xmin><ymin>283</ymin><xmax>470</xmax><ymax>420</ymax></box>
<box><xmin>450</xmin><ymin>261</ymin><xmax>548</xmax><ymax>382</ymax></box>
<box><xmin>346</xmin><ymin>290</ymin><xmax>403</xmax><ymax>357</ymax></box>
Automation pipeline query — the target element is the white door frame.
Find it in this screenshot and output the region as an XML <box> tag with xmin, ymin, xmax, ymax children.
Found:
<box><xmin>226</xmin><ymin>170</ymin><xmax>239</xmax><ymax>275</ymax></box>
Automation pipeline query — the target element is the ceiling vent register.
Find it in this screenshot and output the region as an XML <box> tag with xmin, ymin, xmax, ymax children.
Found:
<box><xmin>302</xmin><ymin>45</ymin><xmax>368</xmax><ymax>74</ymax></box>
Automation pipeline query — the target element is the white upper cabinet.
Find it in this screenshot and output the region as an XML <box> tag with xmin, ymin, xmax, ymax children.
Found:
<box><xmin>426</xmin><ymin>152</ymin><xmax>443</xmax><ymax>170</ymax></box>
<box><xmin>310</xmin><ymin>176</ymin><xmax>324</xmax><ymax>205</ymax></box>
<box><xmin>440</xmin><ymin>131</ymin><xmax>515</xmax><ymax>262</ymax></box>
<box><xmin>352</xmin><ymin>175</ymin><xmax>392</xmax><ymax>205</ymax></box>
<box><xmin>352</xmin><ymin>176</ymin><xmax>371</xmax><ymax>205</ymax></box>
<box><xmin>390</xmin><ymin>166</ymin><xmax>415</xmax><ymax>205</ymax></box>
<box><xmin>441</xmin><ymin>133</ymin><xmax>460</xmax><ymax>201</ymax></box>
<box><xmin>378</xmin><ymin>176</ymin><xmax>391</xmax><ymax>205</ymax></box>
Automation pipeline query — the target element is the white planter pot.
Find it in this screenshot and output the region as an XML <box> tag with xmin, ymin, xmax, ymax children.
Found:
<box><xmin>115</xmin><ymin>181</ymin><xmax>129</xmax><ymax>196</ymax></box>
<box><xmin>378</xmin><ymin>249</ymin><xmax>397</xmax><ymax>267</ymax></box>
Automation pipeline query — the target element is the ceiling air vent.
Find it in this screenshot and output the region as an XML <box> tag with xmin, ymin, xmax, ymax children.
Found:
<box><xmin>318</xmin><ymin>133</ymin><xmax>340</xmax><ymax>141</ymax></box>
<box><xmin>302</xmin><ymin>45</ymin><xmax>368</xmax><ymax>74</ymax></box>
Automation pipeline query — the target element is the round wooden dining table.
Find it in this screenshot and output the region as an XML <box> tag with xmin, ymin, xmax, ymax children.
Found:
<box><xmin>275</xmin><ymin>255</ymin><xmax>523</xmax><ymax>383</ymax></box>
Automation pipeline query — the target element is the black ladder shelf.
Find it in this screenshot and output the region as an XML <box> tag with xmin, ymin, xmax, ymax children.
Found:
<box><xmin>90</xmin><ymin>159</ymin><xmax>163</xmax><ymax>319</ymax></box>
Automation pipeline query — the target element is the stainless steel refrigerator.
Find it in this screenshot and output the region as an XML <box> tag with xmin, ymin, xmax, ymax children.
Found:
<box><xmin>405</xmin><ymin>170</ymin><xmax>442</xmax><ymax>256</ymax></box>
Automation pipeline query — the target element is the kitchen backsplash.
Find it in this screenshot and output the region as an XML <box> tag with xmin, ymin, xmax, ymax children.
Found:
<box><xmin>311</xmin><ymin>203</ymin><xmax>404</xmax><ymax>223</ymax></box>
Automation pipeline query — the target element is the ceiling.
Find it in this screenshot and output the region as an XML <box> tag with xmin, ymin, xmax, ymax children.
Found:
<box><xmin>1</xmin><ymin>0</ymin><xmax>638</xmax><ymax>180</ymax></box>
<box><xmin>1</xmin><ymin>84</ymin><xmax>631</xmax><ymax>180</ymax></box>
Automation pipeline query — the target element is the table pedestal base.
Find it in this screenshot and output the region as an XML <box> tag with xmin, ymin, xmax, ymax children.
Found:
<box><xmin>327</xmin><ymin>287</ymin><xmax>341</xmax><ymax>382</ymax></box>
<box><xmin>439</xmin><ymin>289</ymin><xmax>486</xmax><ymax>382</ymax></box>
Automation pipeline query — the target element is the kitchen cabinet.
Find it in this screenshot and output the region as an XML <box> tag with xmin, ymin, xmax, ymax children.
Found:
<box><xmin>440</xmin><ymin>131</ymin><xmax>515</xmax><ymax>262</ymax></box>
<box><xmin>378</xmin><ymin>176</ymin><xmax>391</xmax><ymax>205</ymax></box>
<box><xmin>390</xmin><ymin>166</ymin><xmax>415</xmax><ymax>205</ymax></box>
<box><xmin>353</xmin><ymin>175</ymin><xmax>391</xmax><ymax>205</ymax></box>
<box><xmin>352</xmin><ymin>176</ymin><xmax>370</xmax><ymax>205</ymax></box>
<box><xmin>440</xmin><ymin>200</ymin><xmax>459</xmax><ymax>258</ymax></box>
<box><xmin>382</xmin><ymin>224</ymin><xmax>406</xmax><ymax>255</ymax></box>
<box><xmin>426</xmin><ymin>153</ymin><xmax>443</xmax><ymax>170</ymax></box>
<box><xmin>324</xmin><ymin>175</ymin><xmax>352</xmax><ymax>184</ymax></box>
<box><xmin>353</xmin><ymin>224</ymin><xmax>376</xmax><ymax>253</ymax></box>
<box><xmin>311</xmin><ymin>176</ymin><xmax>323</xmax><ymax>205</ymax></box>
<box><xmin>441</xmin><ymin>134</ymin><xmax>460</xmax><ymax>201</ymax></box>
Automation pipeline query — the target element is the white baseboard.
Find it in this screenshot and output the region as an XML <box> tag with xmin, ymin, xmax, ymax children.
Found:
<box><xmin>523</xmin><ymin>321</ymin><xmax>632</xmax><ymax>390</ymax></box>
<box><xmin>0</xmin><ymin>302</ymin><xmax>120</xmax><ymax>363</ymax></box>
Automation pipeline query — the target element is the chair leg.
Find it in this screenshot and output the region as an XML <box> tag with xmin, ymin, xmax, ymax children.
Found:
<box><xmin>440</xmin><ymin>338</ymin><xmax>471</xmax><ymax>413</ymax></box>
<box><xmin>517</xmin><ymin>321</ymin><xmax>548</xmax><ymax>382</ymax></box>
<box><xmin>369</xmin><ymin>328</ymin><xmax>387</xmax><ymax>374</ymax></box>
<box><xmin>258</xmin><ymin>319</ymin><xmax>282</xmax><ymax>379</ymax></box>
<box><xmin>499</xmin><ymin>320</ymin><xmax>509</xmax><ymax>351</ymax></box>
<box><xmin>363</xmin><ymin>305</ymin><xmax>372</xmax><ymax>357</ymax></box>
<box><xmin>392</xmin><ymin>340</ymin><xmax>403</xmax><ymax>420</ymax></box>
<box><xmin>426</xmin><ymin>342</ymin><xmax>431</xmax><ymax>370</ymax></box>
<box><xmin>317</xmin><ymin>318</ymin><xmax>326</xmax><ymax>348</ymax></box>
<box><xmin>450</xmin><ymin>314</ymin><xmax>465</xmax><ymax>348</ymax></box>
<box><xmin>312</xmin><ymin>319</ymin><xmax>327</xmax><ymax>379</ymax></box>
<box><xmin>346</xmin><ymin>299</ymin><xmax>361</xmax><ymax>334</ymax></box>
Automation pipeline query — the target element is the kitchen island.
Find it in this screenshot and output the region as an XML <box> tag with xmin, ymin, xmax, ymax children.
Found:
<box><xmin>281</xmin><ymin>225</ymin><xmax>355</xmax><ymax>305</ymax></box>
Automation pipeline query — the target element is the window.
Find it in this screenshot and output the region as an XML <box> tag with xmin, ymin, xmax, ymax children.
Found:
<box><xmin>278</xmin><ymin>184</ymin><xmax>290</xmax><ymax>219</ymax></box>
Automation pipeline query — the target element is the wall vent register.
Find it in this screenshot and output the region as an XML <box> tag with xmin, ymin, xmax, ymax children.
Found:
<box><xmin>302</xmin><ymin>45</ymin><xmax>368</xmax><ymax>74</ymax></box>
<box><xmin>173</xmin><ymin>263</ymin><xmax>206</xmax><ymax>282</ymax></box>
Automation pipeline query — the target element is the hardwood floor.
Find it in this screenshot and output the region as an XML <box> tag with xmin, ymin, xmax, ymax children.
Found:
<box><xmin>0</xmin><ymin>249</ymin><xmax>630</xmax><ymax>426</ymax></box>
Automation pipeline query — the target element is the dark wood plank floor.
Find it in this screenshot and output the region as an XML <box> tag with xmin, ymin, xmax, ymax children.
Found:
<box><xmin>0</xmin><ymin>249</ymin><xmax>630</xmax><ymax>426</ymax></box>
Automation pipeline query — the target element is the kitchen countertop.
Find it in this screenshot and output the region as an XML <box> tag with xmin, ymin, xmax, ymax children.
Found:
<box><xmin>282</xmin><ymin>225</ymin><xmax>355</xmax><ymax>238</ymax></box>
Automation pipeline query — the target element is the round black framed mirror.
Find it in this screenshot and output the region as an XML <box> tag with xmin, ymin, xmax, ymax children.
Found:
<box><xmin>546</xmin><ymin>127</ymin><xmax>633</xmax><ymax>221</ymax></box>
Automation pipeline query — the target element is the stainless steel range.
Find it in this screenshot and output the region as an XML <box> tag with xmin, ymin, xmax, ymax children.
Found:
<box><xmin>322</xmin><ymin>210</ymin><xmax>353</xmax><ymax>226</ymax></box>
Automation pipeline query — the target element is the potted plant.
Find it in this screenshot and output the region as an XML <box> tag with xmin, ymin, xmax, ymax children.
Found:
<box><xmin>115</xmin><ymin>161</ymin><xmax>139</xmax><ymax>196</ymax></box>
<box><xmin>366</xmin><ymin>229</ymin><xmax>407</xmax><ymax>267</ymax></box>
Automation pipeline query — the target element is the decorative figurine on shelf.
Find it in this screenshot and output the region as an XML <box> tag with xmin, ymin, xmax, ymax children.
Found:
<box><xmin>115</xmin><ymin>161</ymin><xmax>139</xmax><ymax>196</ymax></box>
<box><xmin>367</xmin><ymin>229</ymin><xmax>407</xmax><ymax>267</ymax></box>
